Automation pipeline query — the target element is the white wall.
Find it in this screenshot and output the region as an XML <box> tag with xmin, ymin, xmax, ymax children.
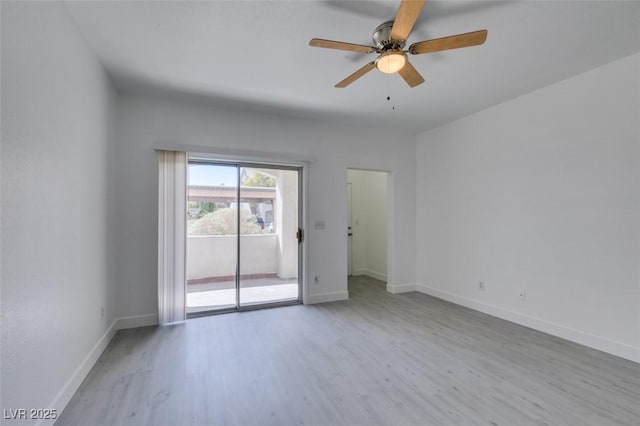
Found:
<box><xmin>1</xmin><ymin>2</ymin><xmax>118</xmax><ymax>422</ymax></box>
<box><xmin>114</xmin><ymin>91</ymin><xmax>416</xmax><ymax>315</ymax></box>
<box><xmin>415</xmin><ymin>53</ymin><xmax>640</xmax><ymax>362</ymax></box>
<box><xmin>348</xmin><ymin>169</ymin><xmax>388</xmax><ymax>281</ymax></box>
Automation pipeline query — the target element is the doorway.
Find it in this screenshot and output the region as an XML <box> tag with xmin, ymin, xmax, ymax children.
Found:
<box><xmin>347</xmin><ymin>169</ymin><xmax>388</xmax><ymax>282</ymax></box>
<box><xmin>186</xmin><ymin>161</ymin><xmax>302</xmax><ymax>316</ymax></box>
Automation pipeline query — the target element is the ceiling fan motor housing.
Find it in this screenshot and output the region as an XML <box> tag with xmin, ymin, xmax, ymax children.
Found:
<box><xmin>373</xmin><ymin>21</ymin><xmax>406</xmax><ymax>51</ymax></box>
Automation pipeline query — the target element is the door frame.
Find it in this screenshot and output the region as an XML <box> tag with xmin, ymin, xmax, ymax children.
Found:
<box><xmin>186</xmin><ymin>158</ymin><xmax>305</xmax><ymax>317</ymax></box>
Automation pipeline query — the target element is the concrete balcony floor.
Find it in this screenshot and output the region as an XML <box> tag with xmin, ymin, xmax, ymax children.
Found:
<box><xmin>187</xmin><ymin>277</ymin><xmax>299</xmax><ymax>313</ymax></box>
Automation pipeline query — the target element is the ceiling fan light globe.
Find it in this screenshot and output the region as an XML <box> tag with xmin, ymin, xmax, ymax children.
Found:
<box><xmin>376</xmin><ymin>52</ymin><xmax>406</xmax><ymax>74</ymax></box>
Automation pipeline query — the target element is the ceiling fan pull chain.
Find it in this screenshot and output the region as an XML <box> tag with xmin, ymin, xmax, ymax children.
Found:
<box><xmin>387</xmin><ymin>74</ymin><xmax>395</xmax><ymax>110</ymax></box>
<box><xmin>387</xmin><ymin>72</ymin><xmax>390</xmax><ymax>101</ymax></box>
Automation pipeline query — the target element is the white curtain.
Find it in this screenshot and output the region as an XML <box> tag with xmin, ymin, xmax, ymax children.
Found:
<box><xmin>157</xmin><ymin>150</ymin><xmax>187</xmax><ymax>325</ymax></box>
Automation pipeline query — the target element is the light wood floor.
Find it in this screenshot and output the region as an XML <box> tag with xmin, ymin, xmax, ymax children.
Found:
<box><xmin>58</xmin><ymin>276</ymin><xmax>640</xmax><ymax>425</ymax></box>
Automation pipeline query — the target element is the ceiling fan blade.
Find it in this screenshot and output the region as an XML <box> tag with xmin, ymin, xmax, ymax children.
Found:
<box><xmin>409</xmin><ymin>30</ymin><xmax>488</xmax><ymax>55</ymax></box>
<box><xmin>309</xmin><ymin>38</ymin><xmax>375</xmax><ymax>54</ymax></box>
<box><xmin>397</xmin><ymin>60</ymin><xmax>425</xmax><ymax>87</ymax></box>
<box><xmin>390</xmin><ymin>0</ymin><xmax>426</xmax><ymax>41</ymax></box>
<box><xmin>335</xmin><ymin>62</ymin><xmax>376</xmax><ymax>88</ymax></box>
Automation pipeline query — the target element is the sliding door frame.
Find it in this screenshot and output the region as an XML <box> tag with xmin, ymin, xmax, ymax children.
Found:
<box><xmin>186</xmin><ymin>159</ymin><xmax>304</xmax><ymax>317</ymax></box>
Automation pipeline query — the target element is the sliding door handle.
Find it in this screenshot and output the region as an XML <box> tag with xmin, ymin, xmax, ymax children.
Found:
<box><xmin>296</xmin><ymin>228</ymin><xmax>304</xmax><ymax>244</ymax></box>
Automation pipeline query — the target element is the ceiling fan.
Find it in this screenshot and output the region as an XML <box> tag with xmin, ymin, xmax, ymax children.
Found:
<box><xmin>309</xmin><ymin>0</ymin><xmax>487</xmax><ymax>88</ymax></box>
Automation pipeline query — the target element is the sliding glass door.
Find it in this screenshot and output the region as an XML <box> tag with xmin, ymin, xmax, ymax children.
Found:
<box><xmin>185</xmin><ymin>161</ymin><xmax>302</xmax><ymax>316</ymax></box>
<box><xmin>239</xmin><ymin>167</ymin><xmax>300</xmax><ymax>307</ymax></box>
<box><xmin>186</xmin><ymin>163</ymin><xmax>239</xmax><ymax>313</ymax></box>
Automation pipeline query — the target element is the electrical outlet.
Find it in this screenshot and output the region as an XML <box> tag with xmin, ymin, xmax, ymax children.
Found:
<box><xmin>478</xmin><ymin>281</ymin><xmax>485</xmax><ymax>291</ymax></box>
<box><xmin>100</xmin><ymin>306</ymin><xmax>105</xmax><ymax>320</ymax></box>
<box><xmin>314</xmin><ymin>275</ymin><xmax>319</xmax><ymax>284</ymax></box>
<box><xmin>519</xmin><ymin>290</ymin><xmax>526</xmax><ymax>301</ymax></box>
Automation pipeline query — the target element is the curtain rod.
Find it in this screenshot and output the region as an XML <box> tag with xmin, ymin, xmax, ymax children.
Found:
<box><xmin>154</xmin><ymin>143</ymin><xmax>314</xmax><ymax>165</ymax></box>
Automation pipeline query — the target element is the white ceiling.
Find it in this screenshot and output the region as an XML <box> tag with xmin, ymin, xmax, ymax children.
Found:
<box><xmin>66</xmin><ymin>1</ymin><xmax>640</xmax><ymax>134</ymax></box>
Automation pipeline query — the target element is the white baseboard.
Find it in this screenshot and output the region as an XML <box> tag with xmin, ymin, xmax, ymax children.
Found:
<box><xmin>415</xmin><ymin>284</ymin><xmax>640</xmax><ymax>364</ymax></box>
<box><xmin>353</xmin><ymin>268</ymin><xmax>387</xmax><ymax>282</ymax></box>
<box><xmin>305</xmin><ymin>291</ymin><xmax>349</xmax><ymax>304</ymax></box>
<box><xmin>364</xmin><ymin>269</ymin><xmax>387</xmax><ymax>282</ymax></box>
<box><xmin>41</xmin><ymin>313</ymin><xmax>159</xmax><ymax>425</ymax></box>
<box><xmin>386</xmin><ymin>283</ymin><xmax>416</xmax><ymax>294</ymax></box>
<box><xmin>40</xmin><ymin>317</ymin><xmax>119</xmax><ymax>426</ymax></box>
<box><xmin>115</xmin><ymin>313</ymin><xmax>158</xmax><ymax>330</ymax></box>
